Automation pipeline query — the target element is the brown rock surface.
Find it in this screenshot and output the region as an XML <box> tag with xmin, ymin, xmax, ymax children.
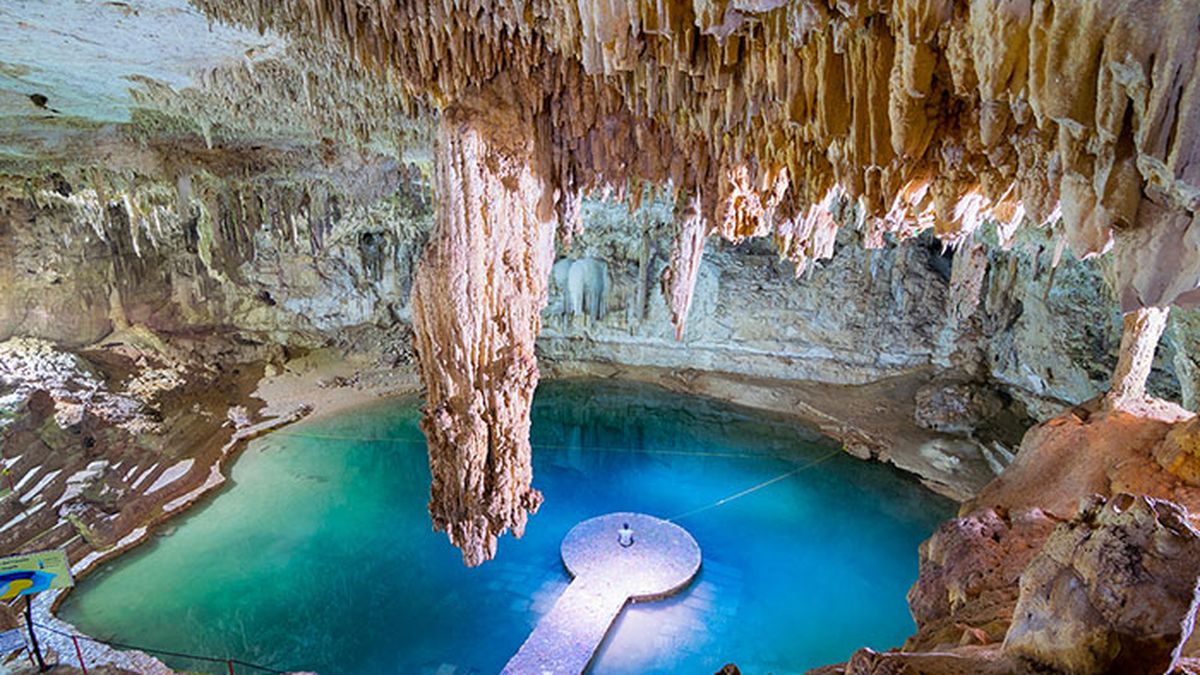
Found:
<box><xmin>1004</xmin><ymin>494</ymin><xmax>1200</xmax><ymax>675</ymax></box>
<box><xmin>967</xmin><ymin>397</ymin><xmax>1194</xmax><ymax>520</ymax></box>
<box><xmin>906</xmin><ymin>507</ymin><xmax>1057</xmax><ymax>651</ymax></box>
<box><xmin>815</xmin><ymin>402</ymin><xmax>1200</xmax><ymax>674</ymax></box>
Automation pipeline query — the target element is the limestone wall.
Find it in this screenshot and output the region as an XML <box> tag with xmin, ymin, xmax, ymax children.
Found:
<box><xmin>1</xmin><ymin>187</ymin><xmax>1191</xmax><ymax>427</ymax></box>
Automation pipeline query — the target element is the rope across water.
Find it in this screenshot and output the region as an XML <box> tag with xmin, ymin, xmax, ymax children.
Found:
<box><xmin>42</xmin><ymin>431</ymin><xmax>843</xmax><ymax>671</ymax></box>
<box><xmin>272</xmin><ymin>429</ymin><xmax>828</xmax><ymax>461</ymax></box>
<box><xmin>666</xmin><ymin>448</ymin><xmax>842</xmax><ymax>522</ymax></box>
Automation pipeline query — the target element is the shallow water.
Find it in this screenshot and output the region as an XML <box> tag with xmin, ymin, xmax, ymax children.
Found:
<box><xmin>59</xmin><ymin>380</ymin><xmax>954</xmax><ymax>674</ymax></box>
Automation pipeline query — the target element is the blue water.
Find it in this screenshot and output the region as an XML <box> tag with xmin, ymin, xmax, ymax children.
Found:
<box><xmin>59</xmin><ymin>380</ymin><xmax>953</xmax><ymax>674</ymax></box>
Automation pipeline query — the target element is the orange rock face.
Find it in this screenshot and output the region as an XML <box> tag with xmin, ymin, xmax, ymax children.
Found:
<box><xmin>1005</xmin><ymin>494</ymin><xmax>1200</xmax><ymax>675</ymax></box>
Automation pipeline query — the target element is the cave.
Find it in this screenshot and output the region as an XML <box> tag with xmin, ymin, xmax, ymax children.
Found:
<box><xmin>3</xmin><ymin>1</ymin><xmax>1200</xmax><ymax>674</ymax></box>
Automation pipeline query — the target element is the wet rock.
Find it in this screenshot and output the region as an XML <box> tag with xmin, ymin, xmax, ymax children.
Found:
<box><xmin>806</xmin><ymin>645</ymin><xmax>1021</xmax><ymax>675</ymax></box>
<box><xmin>1004</xmin><ymin>494</ymin><xmax>1200</xmax><ymax>675</ymax></box>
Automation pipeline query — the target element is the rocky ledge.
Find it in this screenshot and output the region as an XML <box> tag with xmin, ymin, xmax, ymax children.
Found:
<box><xmin>813</xmin><ymin>396</ymin><xmax>1200</xmax><ymax>674</ymax></box>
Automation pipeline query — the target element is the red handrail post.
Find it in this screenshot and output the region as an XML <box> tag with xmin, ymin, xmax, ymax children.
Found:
<box><xmin>227</xmin><ymin>659</ymin><xmax>235</xmax><ymax>675</ymax></box>
<box><xmin>72</xmin><ymin>635</ymin><xmax>88</xmax><ymax>674</ymax></box>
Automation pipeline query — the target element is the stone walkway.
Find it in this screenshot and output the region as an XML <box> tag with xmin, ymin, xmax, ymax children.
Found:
<box><xmin>503</xmin><ymin>512</ymin><xmax>701</xmax><ymax>674</ymax></box>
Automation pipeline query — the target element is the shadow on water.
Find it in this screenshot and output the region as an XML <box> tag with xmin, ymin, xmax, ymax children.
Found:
<box><xmin>59</xmin><ymin>379</ymin><xmax>954</xmax><ymax>674</ymax></box>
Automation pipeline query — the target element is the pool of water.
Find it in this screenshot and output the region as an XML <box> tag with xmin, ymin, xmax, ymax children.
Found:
<box><xmin>59</xmin><ymin>379</ymin><xmax>954</xmax><ymax>674</ymax></box>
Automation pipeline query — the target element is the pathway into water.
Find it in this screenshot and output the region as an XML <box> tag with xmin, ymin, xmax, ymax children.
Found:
<box><xmin>59</xmin><ymin>380</ymin><xmax>954</xmax><ymax>674</ymax></box>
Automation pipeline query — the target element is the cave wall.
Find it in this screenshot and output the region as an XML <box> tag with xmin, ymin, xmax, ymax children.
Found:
<box><xmin>540</xmin><ymin>194</ymin><xmax>1188</xmax><ymax>420</ymax></box>
<box><xmin>1</xmin><ymin>184</ymin><xmax>1192</xmax><ymax>421</ymax></box>
<box><xmin>0</xmin><ymin>177</ymin><xmax>430</xmax><ymax>360</ymax></box>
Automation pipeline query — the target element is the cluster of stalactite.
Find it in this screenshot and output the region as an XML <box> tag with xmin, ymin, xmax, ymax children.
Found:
<box><xmin>128</xmin><ymin>38</ymin><xmax>432</xmax><ymax>153</ymax></box>
<box><xmin>195</xmin><ymin>0</ymin><xmax>1200</xmax><ymax>562</ymax></box>
<box><xmin>4</xmin><ymin>158</ymin><xmax>409</xmax><ymax>279</ymax></box>
<box><xmin>200</xmin><ymin>0</ymin><xmax>1200</xmax><ymax>315</ymax></box>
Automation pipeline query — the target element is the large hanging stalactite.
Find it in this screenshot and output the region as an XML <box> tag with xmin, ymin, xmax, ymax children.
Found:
<box><xmin>409</xmin><ymin>79</ymin><xmax>559</xmax><ymax>566</ymax></box>
<box><xmin>661</xmin><ymin>190</ymin><xmax>709</xmax><ymax>340</ymax></box>
<box><xmin>192</xmin><ymin>0</ymin><xmax>1200</xmax><ymax>563</ymax></box>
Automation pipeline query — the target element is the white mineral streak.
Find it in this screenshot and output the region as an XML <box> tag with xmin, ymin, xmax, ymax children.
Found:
<box><xmin>130</xmin><ymin>463</ymin><xmax>159</xmax><ymax>491</ymax></box>
<box><xmin>143</xmin><ymin>459</ymin><xmax>195</xmax><ymax>495</ymax></box>
<box><xmin>0</xmin><ymin>502</ymin><xmax>46</xmax><ymax>534</ymax></box>
<box><xmin>19</xmin><ymin>469</ymin><xmax>62</xmax><ymax>504</ymax></box>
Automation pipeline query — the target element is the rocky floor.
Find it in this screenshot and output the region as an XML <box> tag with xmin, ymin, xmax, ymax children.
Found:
<box><xmin>7</xmin><ymin>336</ymin><xmax>1191</xmax><ymax>675</ymax></box>
<box><xmin>0</xmin><ymin>336</ymin><xmax>422</xmax><ymax>671</ymax></box>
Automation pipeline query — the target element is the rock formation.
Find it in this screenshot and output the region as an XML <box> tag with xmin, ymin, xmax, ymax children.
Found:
<box><xmin>3</xmin><ymin>0</ymin><xmax>1200</xmax><ymax>627</ymax></box>
<box><xmin>197</xmin><ymin>0</ymin><xmax>1200</xmax><ymax>313</ymax></box>
<box><xmin>821</xmin><ymin>493</ymin><xmax>1200</xmax><ymax>675</ymax></box>
<box><xmin>410</xmin><ymin>81</ymin><xmax>558</xmax><ymax>565</ymax></box>
<box><xmin>1005</xmin><ymin>494</ymin><xmax>1200</xmax><ymax>675</ymax></box>
<box><xmin>1108</xmin><ymin>307</ymin><xmax>1172</xmax><ymax>409</ymax></box>
<box><xmin>801</xmin><ymin>391</ymin><xmax>1200</xmax><ymax>674</ymax></box>
<box><xmin>179</xmin><ymin>0</ymin><xmax>1200</xmax><ymax>560</ymax></box>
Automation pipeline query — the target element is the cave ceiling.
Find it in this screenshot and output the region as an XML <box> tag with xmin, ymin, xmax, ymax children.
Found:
<box><xmin>0</xmin><ymin>1</ymin><xmax>281</xmax><ymax>161</ymax></box>
<box><xmin>4</xmin><ymin>0</ymin><xmax>1200</xmax><ymax>565</ymax></box>
<box><xmin>192</xmin><ymin>0</ymin><xmax>1200</xmax><ymax>314</ymax></box>
<box><xmin>3</xmin><ymin>1</ymin><xmax>1199</xmax><ymax>314</ymax></box>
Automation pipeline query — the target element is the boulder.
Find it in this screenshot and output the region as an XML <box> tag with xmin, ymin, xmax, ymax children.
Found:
<box><xmin>1155</xmin><ymin>416</ymin><xmax>1200</xmax><ymax>485</ymax></box>
<box><xmin>914</xmin><ymin>379</ymin><xmax>1006</xmax><ymax>436</ymax></box>
<box><xmin>1004</xmin><ymin>494</ymin><xmax>1200</xmax><ymax>674</ymax></box>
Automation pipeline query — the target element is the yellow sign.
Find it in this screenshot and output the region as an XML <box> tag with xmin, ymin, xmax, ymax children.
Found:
<box><xmin>0</xmin><ymin>550</ymin><xmax>73</xmax><ymax>600</ymax></box>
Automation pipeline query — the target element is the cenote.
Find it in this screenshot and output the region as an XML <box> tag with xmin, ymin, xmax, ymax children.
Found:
<box><xmin>59</xmin><ymin>380</ymin><xmax>954</xmax><ymax>674</ymax></box>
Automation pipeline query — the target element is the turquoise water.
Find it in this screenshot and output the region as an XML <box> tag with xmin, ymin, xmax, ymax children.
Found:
<box><xmin>59</xmin><ymin>380</ymin><xmax>953</xmax><ymax>674</ymax></box>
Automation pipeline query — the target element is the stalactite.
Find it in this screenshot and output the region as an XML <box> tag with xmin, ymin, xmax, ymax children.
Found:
<box><xmin>661</xmin><ymin>190</ymin><xmax>708</xmax><ymax>340</ymax></box>
<box><xmin>184</xmin><ymin>0</ymin><xmax>1200</xmax><ymax>566</ymax></box>
<box><xmin>1107</xmin><ymin>306</ymin><xmax>1171</xmax><ymax>409</ymax></box>
<box><xmin>197</xmin><ymin>0</ymin><xmax>1200</xmax><ymax>315</ymax></box>
<box><xmin>409</xmin><ymin>88</ymin><xmax>557</xmax><ymax>566</ymax></box>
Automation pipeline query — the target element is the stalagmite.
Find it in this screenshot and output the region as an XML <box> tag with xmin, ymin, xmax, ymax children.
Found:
<box><xmin>410</xmin><ymin>89</ymin><xmax>557</xmax><ymax>566</ymax></box>
<box><xmin>1106</xmin><ymin>307</ymin><xmax>1171</xmax><ymax>410</ymax></box>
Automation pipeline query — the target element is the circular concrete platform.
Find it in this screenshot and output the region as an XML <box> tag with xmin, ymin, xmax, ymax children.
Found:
<box><xmin>561</xmin><ymin>511</ymin><xmax>701</xmax><ymax>601</ymax></box>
